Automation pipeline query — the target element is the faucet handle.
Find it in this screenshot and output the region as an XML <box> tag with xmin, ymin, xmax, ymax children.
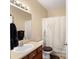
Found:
<box><xmin>19</xmin><ymin>40</ymin><xmax>23</xmax><ymax>46</ymax></box>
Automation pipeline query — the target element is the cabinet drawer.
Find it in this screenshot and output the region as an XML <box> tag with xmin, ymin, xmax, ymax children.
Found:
<box><xmin>29</xmin><ymin>50</ymin><xmax>37</xmax><ymax>59</ymax></box>
<box><xmin>37</xmin><ymin>46</ymin><xmax>42</xmax><ymax>53</ymax></box>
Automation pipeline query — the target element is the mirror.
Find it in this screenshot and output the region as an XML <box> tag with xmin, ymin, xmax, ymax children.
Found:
<box><xmin>10</xmin><ymin>0</ymin><xmax>32</xmax><ymax>45</ymax></box>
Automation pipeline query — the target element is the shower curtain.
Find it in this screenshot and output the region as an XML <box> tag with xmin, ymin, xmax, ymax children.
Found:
<box><xmin>42</xmin><ymin>16</ymin><xmax>66</xmax><ymax>53</ymax></box>
<box><xmin>25</xmin><ymin>20</ymin><xmax>32</xmax><ymax>40</ymax></box>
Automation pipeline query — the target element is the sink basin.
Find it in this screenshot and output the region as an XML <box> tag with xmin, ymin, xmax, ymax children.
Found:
<box><xmin>13</xmin><ymin>44</ymin><xmax>34</xmax><ymax>53</ymax></box>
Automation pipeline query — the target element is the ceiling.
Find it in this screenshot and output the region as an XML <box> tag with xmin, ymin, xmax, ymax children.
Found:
<box><xmin>37</xmin><ymin>0</ymin><xmax>66</xmax><ymax>10</ymax></box>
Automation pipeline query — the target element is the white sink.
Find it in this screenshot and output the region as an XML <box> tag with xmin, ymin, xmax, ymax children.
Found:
<box><xmin>13</xmin><ymin>44</ymin><xmax>34</xmax><ymax>53</ymax></box>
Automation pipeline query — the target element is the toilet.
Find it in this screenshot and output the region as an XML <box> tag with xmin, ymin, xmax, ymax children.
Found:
<box><xmin>43</xmin><ymin>46</ymin><xmax>52</xmax><ymax>59</ymax></box>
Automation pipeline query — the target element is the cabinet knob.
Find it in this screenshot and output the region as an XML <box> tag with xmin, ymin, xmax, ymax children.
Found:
<box><xmin>32</xmin><ymin>54</ymin><xmax>35</xmax><ymax>57</ymax></box>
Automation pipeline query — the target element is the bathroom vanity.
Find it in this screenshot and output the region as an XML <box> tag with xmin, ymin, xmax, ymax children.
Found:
<box><xmin>11</xmin><ymin>40</ymin><xmax>43</xmax><ymax>59</ymax></box>
<box><xmin>22</xmin><ymin>46</ymin><xmax>42</xmax><ymax>59</ymax></box>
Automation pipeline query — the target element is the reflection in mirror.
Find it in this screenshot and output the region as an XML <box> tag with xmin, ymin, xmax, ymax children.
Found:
<box><xmin>25</xmin><ymin>20</ymin><xmax>32</xmax><ymax>40</ymax></box>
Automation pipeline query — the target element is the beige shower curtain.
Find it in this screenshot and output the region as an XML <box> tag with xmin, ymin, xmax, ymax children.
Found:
<box><xmin>42</xmin><ymin>16</ymin><xmax>66</xmax><ymax>53</ymax></box>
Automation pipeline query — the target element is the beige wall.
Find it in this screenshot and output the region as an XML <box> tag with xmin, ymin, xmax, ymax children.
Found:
<box><xmin>10</xmin><ymin>6</ymin><xmax>31</xmax><ymax>30</ymax></box>
<box><xmin>21</xmin><ymin>0</ymin><xmax>48</xmax><ymax>41</ymax></box>
<box><xmin>48</xmin><ymin>7</ymin><xmax>66</xmax><ymax>17</ymax></box>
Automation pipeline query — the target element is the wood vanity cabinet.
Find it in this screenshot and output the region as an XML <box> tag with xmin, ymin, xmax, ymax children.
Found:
<box><xmin>22</xmin><ymin>46</ymin><xmax>42</xmax><ymax>59</ymax></box>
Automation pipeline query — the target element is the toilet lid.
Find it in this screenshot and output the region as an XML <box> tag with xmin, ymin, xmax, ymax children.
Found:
<box><xmin>43</xmin><ymin>46</ymin><xmax>52</xmax><ymax>51</ymax></box>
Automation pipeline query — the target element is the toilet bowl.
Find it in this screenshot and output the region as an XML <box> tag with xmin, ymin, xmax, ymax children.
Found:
<box><xmin>43</xmin><ymin>46</ymin><xmax>52</xmax><ymax>59</ymax></box>
<box><xmin>43</xmin><ymin>51</ymin><xmax>52</xmax><ymax>59</ymax></box>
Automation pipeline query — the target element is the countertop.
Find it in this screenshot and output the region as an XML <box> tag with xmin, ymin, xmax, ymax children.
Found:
<box><xmin>11</xmin><ymin>40</ymin><xmax>43</xmax><ymax>59</ymax></box>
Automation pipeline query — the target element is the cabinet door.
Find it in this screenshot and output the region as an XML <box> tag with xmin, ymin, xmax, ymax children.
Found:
<box><xmin>34</xmin><ymin>52</ymin><xmax>42</xmax><ymax>59</ymax></box>
<box><xmin>29</xmin><ymin>50</ymin><xmax>37</xmax><ymax>59</ymax></box>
